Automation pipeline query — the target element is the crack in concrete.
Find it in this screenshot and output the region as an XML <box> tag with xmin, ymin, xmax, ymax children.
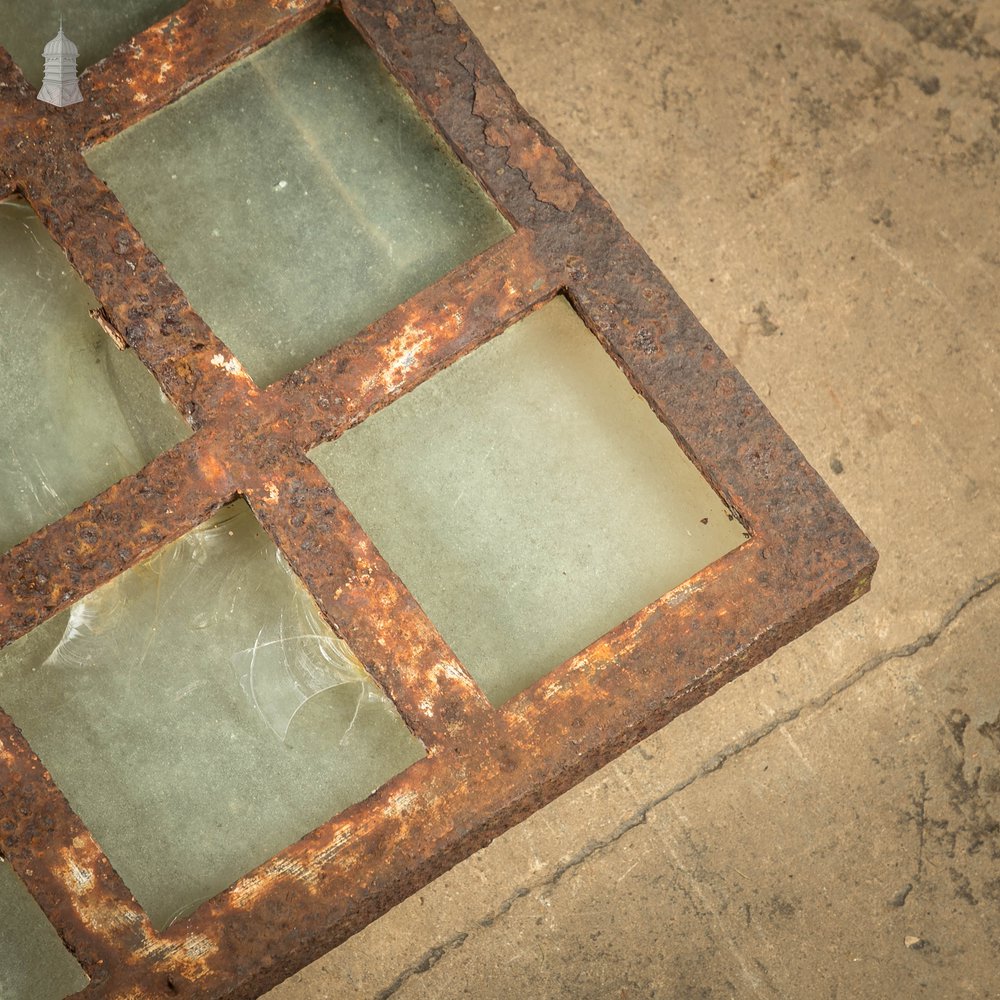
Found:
<box><xmin>373</xmin><ymin>569</ymin><xmax>1000</xmax><ymax>1000</ymax></box>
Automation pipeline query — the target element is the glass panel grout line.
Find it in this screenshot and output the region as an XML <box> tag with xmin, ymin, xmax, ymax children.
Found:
<box><xmin>0</xmin><ymin>0</ymin><xmax>877</xmax><ymax>997</ymax></box>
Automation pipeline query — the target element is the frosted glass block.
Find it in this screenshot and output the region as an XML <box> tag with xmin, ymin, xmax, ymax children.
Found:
<box><xmin>311</xmin><ymin>297</ymin><xmax>748</xmax><ymax>706</ymax></box>
<box><xmin>0</xmin><ymin>860</ymin><xmax>89</xmax><ymax>999</ymax></box>
<box><xmin>86</xmin><ymin>9</ymin><xmax>512</xmax><ymax>388</ymax></box>
<box><xmin>1</xmin><ymin>0</ymin><xmax>179</xmax><ymax>88</ymax></box>
<box><xmin>0</xmin><ymin>201</ymin><xmax>189</xmax><ymax>555</ymax></box>
<box><xmin>0</xmin><ymin>501</ymin><xmax>423</xmax><ymax>930</ymax></box>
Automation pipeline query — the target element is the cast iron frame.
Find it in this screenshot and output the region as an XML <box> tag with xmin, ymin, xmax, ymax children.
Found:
<box><xmin>0</xmin><ymin>1</ymin><xmax>877</xmax><ymax>996</ymax></box>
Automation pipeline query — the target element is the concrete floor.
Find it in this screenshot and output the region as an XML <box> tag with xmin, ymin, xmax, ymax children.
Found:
<box><xmin>268</xmin><ymin>0</ymin><xmax>1000</xmax><ymax>997</ymax></box>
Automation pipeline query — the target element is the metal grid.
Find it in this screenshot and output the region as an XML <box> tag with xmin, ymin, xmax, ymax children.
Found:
<box><xmin>0</xmin><ymin>1</ymin><xmax>877</xmax><ymax>996</ymax></box>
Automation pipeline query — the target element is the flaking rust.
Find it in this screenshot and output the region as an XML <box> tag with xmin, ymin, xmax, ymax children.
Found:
<box><xmin>0</xmin><ymin>0</ymin><xmax>875</xmax><ymax>997</ymax></box>
<box><xmin>468</xmin><ymin>74</ymin><xmax>583</xmax><ymax>212</ymax></box>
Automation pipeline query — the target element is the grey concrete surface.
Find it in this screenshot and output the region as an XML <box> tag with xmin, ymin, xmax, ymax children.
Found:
<box><xmin>267</xmin><ymin>0</ymin><xmax>1000</xmax><ymax>997</ymax></box>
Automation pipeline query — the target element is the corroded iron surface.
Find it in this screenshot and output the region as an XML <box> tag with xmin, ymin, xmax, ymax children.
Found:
<box><xmin>0</xmin><ymin>0</ymin><xmax>877</xmax><ymax>997</ymax></box>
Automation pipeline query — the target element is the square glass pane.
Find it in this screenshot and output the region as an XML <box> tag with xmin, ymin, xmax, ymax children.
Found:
<box><xmin>0</xmin><ymin>500</ymin><xmax>424</xmax><ymax>930</ymax></box>
<box><xmin>0</xmin><ymin>859</ymin><xmax>89</xmax><ymax>999</ymax></box>
<box><xmin>86</xmin><ymin>8</ymin><xmax>513</xmax><ymax>388</ymax></box>
<box><xmin>311</xmin><ymin>297</ymin><xmax>748</xmax><ymax>706</ymax></box>
<box><xmin>0</xmin><ymin>201</ymin><xmax>189</xmax><ymax>555</ymax></box>
<box><xmin>1</xmin><ymin>0</ymin><xmax>180</xmax><ymax>89</ymax></box>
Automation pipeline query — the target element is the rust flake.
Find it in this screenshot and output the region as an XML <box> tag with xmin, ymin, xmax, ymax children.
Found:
<box><xmin>485</xmin><ymin>120</ymin><xmax>583</xmax><ymax>212</ymax></box>
<box><xmin>434</xmin><ymin>0</ymin><xmax>460</xmax><ymax>24</ymax></box>
<box><xmin>467</xmin><ymin>70</ymin><xmax>582</xmax><ymax>212</ymax></box>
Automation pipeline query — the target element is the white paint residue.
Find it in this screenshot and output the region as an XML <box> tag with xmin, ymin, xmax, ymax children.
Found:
<box><xmin>210</xmin><ymin>353</ymin><xmax>251</xmax><ymax>379</ymax></box>
<box><xmin>68</xmin><ymin>859</ymin><xmax>95</xmax><ymax>893</ymax></box>
<box><xmin>434</xmin><ymin>660</ymin><xmax>470</xmax><ymax>687</ymax></box>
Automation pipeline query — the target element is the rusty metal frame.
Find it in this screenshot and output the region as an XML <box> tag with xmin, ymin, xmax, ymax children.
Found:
<box><xmin>0</xmin><ymin>1</ymin><xmax>877</xmax><ymax>996</ymax></box>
